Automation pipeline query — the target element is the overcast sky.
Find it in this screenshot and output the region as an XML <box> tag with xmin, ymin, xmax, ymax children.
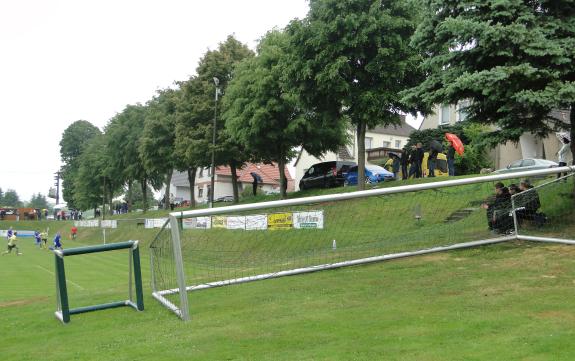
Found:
<box><xmin>1</xmin><ymin>0</ymin><xmax>420</xmax><ymax>203</ymax></box>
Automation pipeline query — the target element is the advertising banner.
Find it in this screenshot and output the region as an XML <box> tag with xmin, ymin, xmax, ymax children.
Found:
<box><xmin>245</xmin><ymin>215</ymin><xmax>268</xmax><ymax>230</ymax></box>
<box><xmin>293</xmin><ymin>211</ymin><xmax>324</xmax><ymax>229</ymax></box>
<box><xmin>182</xmin><ymin>217</ymin><xmax>212</xmax><ymax>229</ymax></box>
<box><xmin>226</xmin><ymin>216</ymin><xmax>246</xmax><ymax>230</ymax></box>
<box><xmin>145</xmin><ymin>218</ymin><xmax>169</xmax><ymax>229</ymax></box>
<box><xmin>74</xmin><ymin>220</ymin><xmax>100</xmax><ymax>228</ymax></box>
<box><xmin>212</xmin><ymin>216</ymin><xmax>227</xmax><ymax>229</ymax></box>
<box><xmin>267</xmin><ymin>213</ymin><xmax>293</xmax><ymax>230</ymax></box>
<box><xmin>100</xmin><ymin>220</ymin><xmax>118</xmax><ymax>229</ymax></box>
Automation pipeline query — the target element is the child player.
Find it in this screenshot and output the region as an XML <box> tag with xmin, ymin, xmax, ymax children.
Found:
<box><xmin>34</xmin><ymin>230</ymin><xmax>42</xmax><ymax>247</ymax></box>
<box><xmin>2</xmin><ymin>231</ymin><xmax>21</xmax><ymax>255</ymax></box>
<box><xmin>40</xmin><ymin>229</ymin><xmax>48</xmax><ymax>249</ymax></box>
<box><xmin>53</xmin><ymin>232</ymin><xmax>63</xmax><ymax>250</ymax></box>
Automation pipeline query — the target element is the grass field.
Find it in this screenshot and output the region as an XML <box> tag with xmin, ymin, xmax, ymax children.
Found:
<box><xmin>2</xmin><ymin>175</ymin><xmax>575</xmax><ymax>360</ymax></box>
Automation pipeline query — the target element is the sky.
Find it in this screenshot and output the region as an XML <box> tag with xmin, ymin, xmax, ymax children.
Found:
<box><xmin>0</xmin><ymin>0</ymin><xmax>421</xmax><ymax>203</ymax></box>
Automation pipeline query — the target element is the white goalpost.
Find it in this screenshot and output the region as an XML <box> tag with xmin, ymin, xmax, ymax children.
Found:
<box><xmin>150</xmin><ymin>166</ymin><xmax>575</xmax><ymax>321</ymax></box>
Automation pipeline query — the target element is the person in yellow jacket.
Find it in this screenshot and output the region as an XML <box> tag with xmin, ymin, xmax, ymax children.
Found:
<box><xmin>3</xmin><ymin>232</ymin><xmax>21</xmax><ymax>255</ymax></box>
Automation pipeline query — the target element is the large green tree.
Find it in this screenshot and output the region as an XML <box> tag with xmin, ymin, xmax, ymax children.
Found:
<box><xmin>2</xmin><ymin>189</ymin><xmax>22</xmax><ymax>207</ymax></box>
<box><xmin>74</xmin><ymin>134</ymin><xmax>111</xmax><ymax>214</ymax></box>
<box><xmin>140</xmin><ymin>88</ymin><xmax>181</xmax><ymax>209</ymax></box>
<box><xmin>286</xmin><ymin>0</ymin><xmax>423</xmax><ymax>189</ymax></box>
<box><xmin>225</xmin><ymin>30</ymin><xmax>347</xmax><ymax>198</ymax></box>
<box><xmin>59</xmin><ymin>120</ymin><xmax>101</xmax><ymax>208</ymax></box>
<box><xmin>403</xmin><ymin>0</ymin><xmax>575</xmax><ymax>162</ymax></box>
<box><xmin>106</xmin><ymin>104</ymin><xmax>161</xmax><ymax>213</ymax></box>
<box><xmin>176</xmin><ymin>36</ymin><xmax>254</xmax><ymax>203</ymax></box>
<box><xmin>28</xmin><ymin>193</ymin><xmax>50</xmax><ymax>209</ymax></box>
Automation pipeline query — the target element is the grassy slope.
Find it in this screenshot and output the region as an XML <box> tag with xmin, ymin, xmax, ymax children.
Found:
<box><xmin>1</xmin><ymin>175</ymin><xmax>575</xmax><ymax>360</ymax></box>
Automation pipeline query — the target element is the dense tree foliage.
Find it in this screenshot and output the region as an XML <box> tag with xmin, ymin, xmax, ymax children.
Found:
<box><xmin>1</xmin><ymin>189</ymin><xmax>22</xmax><ymax>207</ymax></box>
<box><xmin>59</xmin><ymin>120</ymin><xmax>101</xmax><ymax>208</ymax></box>
<box><xmin>140</xmin><ymin>88</ymin><xmax>181</xmax><ymax>209</ymax></box>
<box><xmin>27</xmin><ymin>193</ymin><xmax>50</xmax><ymax>210</ymax></box>
<box><xmin>403</xmin><ymin>0</ymin><xmax>575</xmax><ymax>160</ymax></box>
<box><xmin>285</xmin><ymin>0</ymin><xmax>423</xmax><ymax>189</ymax></box>
<box><xmin>225</xmin><ymin>30</ymin><xmax>347</xmax><ymax>198</ymax></box>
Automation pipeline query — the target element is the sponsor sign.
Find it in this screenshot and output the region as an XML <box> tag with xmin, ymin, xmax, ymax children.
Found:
<box><xmin>145</xmin><ymin>218</ymin><xmax>169</xmax><ymax>229</ymax></box>
<box><xmin>100</xmin><ymin>220</ymin><xmax>118</xmax><ymax>229</ymax></box>
<box><xmin>226</xmin><ymin>216</ymin><xmax>246</xmax><ymax>230</ymax></box>
<box><xmin>267</xmin><ymin>213</ymin><xmax>293</xmax><ymax>230</ymax></box>
<box><xmin>245</xmin><ymin>215</ymin><xmax>268</xmax><ymax>230</ymax></box>
<box><xmin>182</xmin><ymin>217</ymin><xmax>212</xmax><ymax>229</ymax></box>
<box><xmin>74</xmin><ymin>220</ymin><xmax>100</xmax><ymax>228</ymax></box>
<box><xmin>293</xmin><ymin>211</ymin><xmax>324</xmax><ymax>229</ymax></box>
<box><xmin>212</xmin><ymin>216</ymin><xmax>227</xmax><ymax>229</ymax></box>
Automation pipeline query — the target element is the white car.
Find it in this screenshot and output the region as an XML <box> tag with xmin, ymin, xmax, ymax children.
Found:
<box><xmin>493</xmin><ymin>158</ymin><xmax>558</xmax><ymax>174</ymax></box>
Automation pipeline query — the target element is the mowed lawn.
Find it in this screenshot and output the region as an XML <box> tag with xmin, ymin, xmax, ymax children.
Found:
<box><xmin>2</xmin><ymin>234</ymin><xmax>575</xmax><ymax>360</ymax></box>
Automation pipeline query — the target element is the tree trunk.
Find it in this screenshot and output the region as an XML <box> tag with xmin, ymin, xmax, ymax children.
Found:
<box><xmin>230</xmin><ymin>159</ymin><xmax>240</xmax><ymax>204</ymax></box>
<box><xmin>108</xmin><ymin>179</ymin><xmax>113</xmax><ymax>216</ymax></box>
<box><xmin>357</xmin><ymin>121</ymin><xmax>367</xmax><ymax>190</ymax></box>
<box><xmin>127</xmin><ymin>180</ymin><xmax>133</xmax><ymax>212</ymax></box>
<box><xmin>141</xmin><ymin>178</ymin><xmax>148</xmax><ymax>214</ymax></box>
<box><xmin>102</xmin><ymin>177</ymin><xmax>106</xmax><ymax>220</ymax></box>
<box><xmin>278</xmin><ymin>158</ymin><xmax>287</xmax><ymax>199</ymax></box>
<box><xmin>187</xmin><ymin>168</ymin><xmax>197</xmax><ymax>208</ymax></box>
<box><xmin>164</xmin><ymin>171</ymin><xmax>173</xmax><ymax>210</ymax></box>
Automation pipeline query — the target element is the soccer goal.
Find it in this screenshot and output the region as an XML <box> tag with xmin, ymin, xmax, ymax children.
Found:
<box><xmin>54</xmin><ymin>241</ymin><xmax>144</xmax><ymax>324</ymax></box>
<box><xmin>150</xmin><ymin>166</ymin><xmax>575</xmax><ymax>321</ymax></box>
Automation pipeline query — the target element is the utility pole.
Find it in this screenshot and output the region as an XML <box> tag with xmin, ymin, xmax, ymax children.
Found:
<box><xmin>54</xmin><ymin>171</ymin><xmax>61</xmax><ymax>205</ymax></box>
<box><xmin>209</xmin><ymin>77</ymin><xmax>220</xmax><ymax>208</ymax></box>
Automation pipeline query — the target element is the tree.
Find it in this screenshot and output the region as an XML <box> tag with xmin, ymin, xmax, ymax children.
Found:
<box><xmin>106</xmin><ymin>104</ymin><xmax>161</xmax><ymax>213</ymax></box>
<box><xmin>140</xmin><ymin>88</ymin><xmax>181</xmax><ymax>209</ymax></box>
<box><xmin>0</xmin><ymin>188</ymin><xmax>3</xmax><ymax>205</ymax></box>
<box><xmin>286</xmin><ymin>0</ymin><xmax>423</xmax><ymax>189</ymax></box>
<box><xmin>74</xmin><ymin>135</ymin><xmax>111</xmax><ymax>214</ymax></box>
<box><xmin>2</xmin><ymin>189</ymin><xmax>22</xmax><ymax>207</ymax></box>
<box><xmin>59</xmin><ymin>120</ymin><xmax>101</xmax><ymax>208</ymax></box>
<box><xmin>225</xmin><ymin>30</ymin><xmax>347</xmax><ymax>198</ymax></box>
<box><xmin>403</xmin><ymin>0</ymin><xmax>575</xmax><ymax>165</ymax></box>
<box><xmin>28</xmin><ymin>193</ymin><xmax>50</xmax><ymax>209</ymax></box>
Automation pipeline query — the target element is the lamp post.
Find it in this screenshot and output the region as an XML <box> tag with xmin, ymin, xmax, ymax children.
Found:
<box><xmin>209</xmin><ymin>77</ymin><xmax>220</xmax><ymax>208</ymax></box>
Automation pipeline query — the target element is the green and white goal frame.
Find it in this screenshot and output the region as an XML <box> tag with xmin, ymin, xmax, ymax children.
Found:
<box><xmin>151</xmin><ymin>166</ymin><xmax>575</xmax><ymax>321</ymax></box>
<box><xmin>54</xmin><ymin>240</ymin><xmax>144</xmax><ymax>324</ymax></box>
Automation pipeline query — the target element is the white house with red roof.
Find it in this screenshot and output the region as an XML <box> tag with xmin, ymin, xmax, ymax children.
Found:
<box><xmin>168</xmin><ymin>163</ymin><xmax>294</xmax><ymax>204</ymax></box>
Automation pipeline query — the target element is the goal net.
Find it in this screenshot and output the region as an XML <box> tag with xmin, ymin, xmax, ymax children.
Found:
<box><xmin>150</xmin><ymin>167</ymin><xmax>575</xmax><ymax>320</ymax></box>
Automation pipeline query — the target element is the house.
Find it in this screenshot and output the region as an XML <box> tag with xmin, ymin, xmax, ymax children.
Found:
<box><xmin>420</xmin><ymin>103</ymin><xmax>570</xmax><ymax>169</ymax></box>
<box><xmin>294</xmin><ymin>117</ymin><xmax>416</xmax><ymax>190</ymax></box>
<box><xmin>169</xmin><ymin>163</ymin><xmax>294</xmax><ymax>203</ymax></box>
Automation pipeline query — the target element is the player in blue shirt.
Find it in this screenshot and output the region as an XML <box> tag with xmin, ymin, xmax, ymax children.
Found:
<box><xmin>34</xmin><ymin>231</ymin><xmax>42</xmax><ymax>247</ymax></box>
<box><xmin>53</xmin><ymin>232</ymin><xmax>63</xmax><ymax>250</ymax></box>
<box><xmin>7</xmin><ymin>227</ymin><xmax>13</xmax><ymax>240</ymax></box>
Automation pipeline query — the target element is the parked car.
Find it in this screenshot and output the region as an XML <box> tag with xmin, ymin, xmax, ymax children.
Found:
<box><xmin>345</xmin><ymin>165</ymin><xmax>395</xmax><ymax>186</ymax></box>
<box><xmin>493</xmin><ymin>158</ymin><xmax>558</xmax><ymax>174</ymax></box>
<box><xmin>299</xmin><ymin>161</ymin><xmax>356</xmax><ymax>190</ymax></box>
<box><xmin>215</xmin><ymin>196</ymin><xmax>234</xmax><ymax>202</ymax></box>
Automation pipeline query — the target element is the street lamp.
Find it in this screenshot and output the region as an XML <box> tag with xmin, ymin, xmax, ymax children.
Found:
<box><xmin>209</xmin><ymin>77</ymin><xmax>220</xmax><ymax>208</ymax></box>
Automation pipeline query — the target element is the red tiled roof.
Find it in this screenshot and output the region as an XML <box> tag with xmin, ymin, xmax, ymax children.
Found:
<box><xmin>216</xmin><ymin>162</ymin><xmax>293</xmax><ymax>185</ymax></box>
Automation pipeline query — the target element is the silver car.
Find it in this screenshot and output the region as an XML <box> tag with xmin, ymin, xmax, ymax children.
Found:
<box><xmin>493</xmin><ymin>158</ymin><xmax>558</xmax><ymax>174</ymax></box>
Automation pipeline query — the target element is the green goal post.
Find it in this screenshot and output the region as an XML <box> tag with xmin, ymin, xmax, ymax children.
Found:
<box><xmin>53</xmin><ymin>240</ymin><xmax>144</xmax><ymax>324</ymax></box>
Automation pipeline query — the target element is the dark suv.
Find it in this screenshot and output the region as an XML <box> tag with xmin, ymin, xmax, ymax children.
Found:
<box><xmin>299</xmin><ymin>161</ymin><xmax>356</xmax><ymax>190</ymax></box>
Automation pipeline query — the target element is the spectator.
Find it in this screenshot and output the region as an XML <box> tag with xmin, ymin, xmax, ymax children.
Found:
<box><xmin>415</xmin><ymin>143</ymin><xmax>424</xmax><ymax>178</ymax></box>
<box><xmin>482</xmin><ymin>182</ymin><xmax>505</xmax><ymax>231</ymax></box>
<box><xmin>70</xmin><ymin>226</ymin><xmax>78</xmax><ymax>240</ymax></box>
<box><xmin>447</xmin><ymin>143</ymin><xmax>456</xmax><ymax>176</ymax></box>
<box><xmin>491</xmin><ymin>186</ymin><xmax>513</xmax><ymax>234</ymax></box>
<box><xmin>557</xmin><ymin>137</ymin><xmax>571</xmax><ymax>179</ymax></box>
<box><xmin>251</xmin><ymin>172</ymin><xmax>263</xmax><ymax>196</ymax></box>
<box><xmin>390</xmin><ymin>153</ymin><xmax>401</xmax><ymax>179</ymax></box>
<box><xmin>169</xmin><ymin>193</ymin><xmax>175</xmax><ymax>211</ymax></box>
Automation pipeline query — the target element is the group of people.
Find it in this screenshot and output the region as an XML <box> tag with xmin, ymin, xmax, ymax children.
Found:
<box><xmin>2</xmin><ymin>226</ymin><xmax>64</xmax><ymax>256</ymax></box>
<box><xmin>482</xmin><ymin>180</ymin><xmax>544</xmax><ymax>234</ymax></box>
<box><xmin>392</xmin><ymin>141</ymin><xmax>456</xmax><ymax>180</ymax></box>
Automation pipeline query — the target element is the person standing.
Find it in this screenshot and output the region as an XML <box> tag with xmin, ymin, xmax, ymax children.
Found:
<box><xmin>390</xmin><ymin>154</ymin><xmax>401</xmax><ymax>180</ymax></box>
<box><xmin>169</xmin><ymin>193</ymin><xmax>175</xmax><ymax>211</ymax></box>
<box><xmin>557</xmin><ymin>137</ymin><xmax>571</xmax><ymax>179</ymax></box>
<box><xmin>415</xmin><ymin>143</ymin><xmax>424</xmax><ymax>178</ymax></box>
<box><xmin>40</xmin><ymin>229</ymin><xmax>48</xmax><ymax>249</ymax></box>
<box><xmin>400</xmin><ymin>149</ymin><xmax>409</xmax><ymax>180</ymax></box>
<box><xmin>447</xmin><ymin>143</ymin><xmax>456</xmax><ymax>176</ymax></box>
<box><xmin>251</xmin><ymin>172</ymin><xmax>262</xmax><ymax>196</ymax></box>
<box><xmin>34</xmin><ymin>231</ymin><xmax>42</xmax><ymax>247</ymax></box>
<box><xmin>2</xmin><ymin>232</ymin><xmax>21</xmax><ymax>255</ymax></box>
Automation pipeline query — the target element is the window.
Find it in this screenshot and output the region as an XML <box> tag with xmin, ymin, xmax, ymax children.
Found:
<box><xmin>521</xmin><ymin>159</ymin><xmax>535</xmax><ymax>167</ymax></box>
<box><xmin>457</xmin><ymin>100</ymin><xmax>469</xmax><ymax>122</ymax></box>
<box><xmin>198</xmin><ymin>188</ymin><xmax>204</xmax><ymax>198</ymax></box>
<box><xmin>509</xmin><ymin>160</ymin><xmax>522</xmax><ymax>168</ymax></box>
<box><xmin>365</xmin><ymin>137</ymin><xmax>373</xmax><ymax>150</ymax></box>
<box><xmin>395</xmin><ymin>140</ymin><xmax>401</xmax><ymax>149</ymax></box>
<box><xmin>440</xmin><ymin>104</ymin><xmax>450</xmax><ymax>125</ymax></box>
<box><xmin>382</xmin><ymin>141</ymin><xmax>391</xmax><ymax>148</ymax></box>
